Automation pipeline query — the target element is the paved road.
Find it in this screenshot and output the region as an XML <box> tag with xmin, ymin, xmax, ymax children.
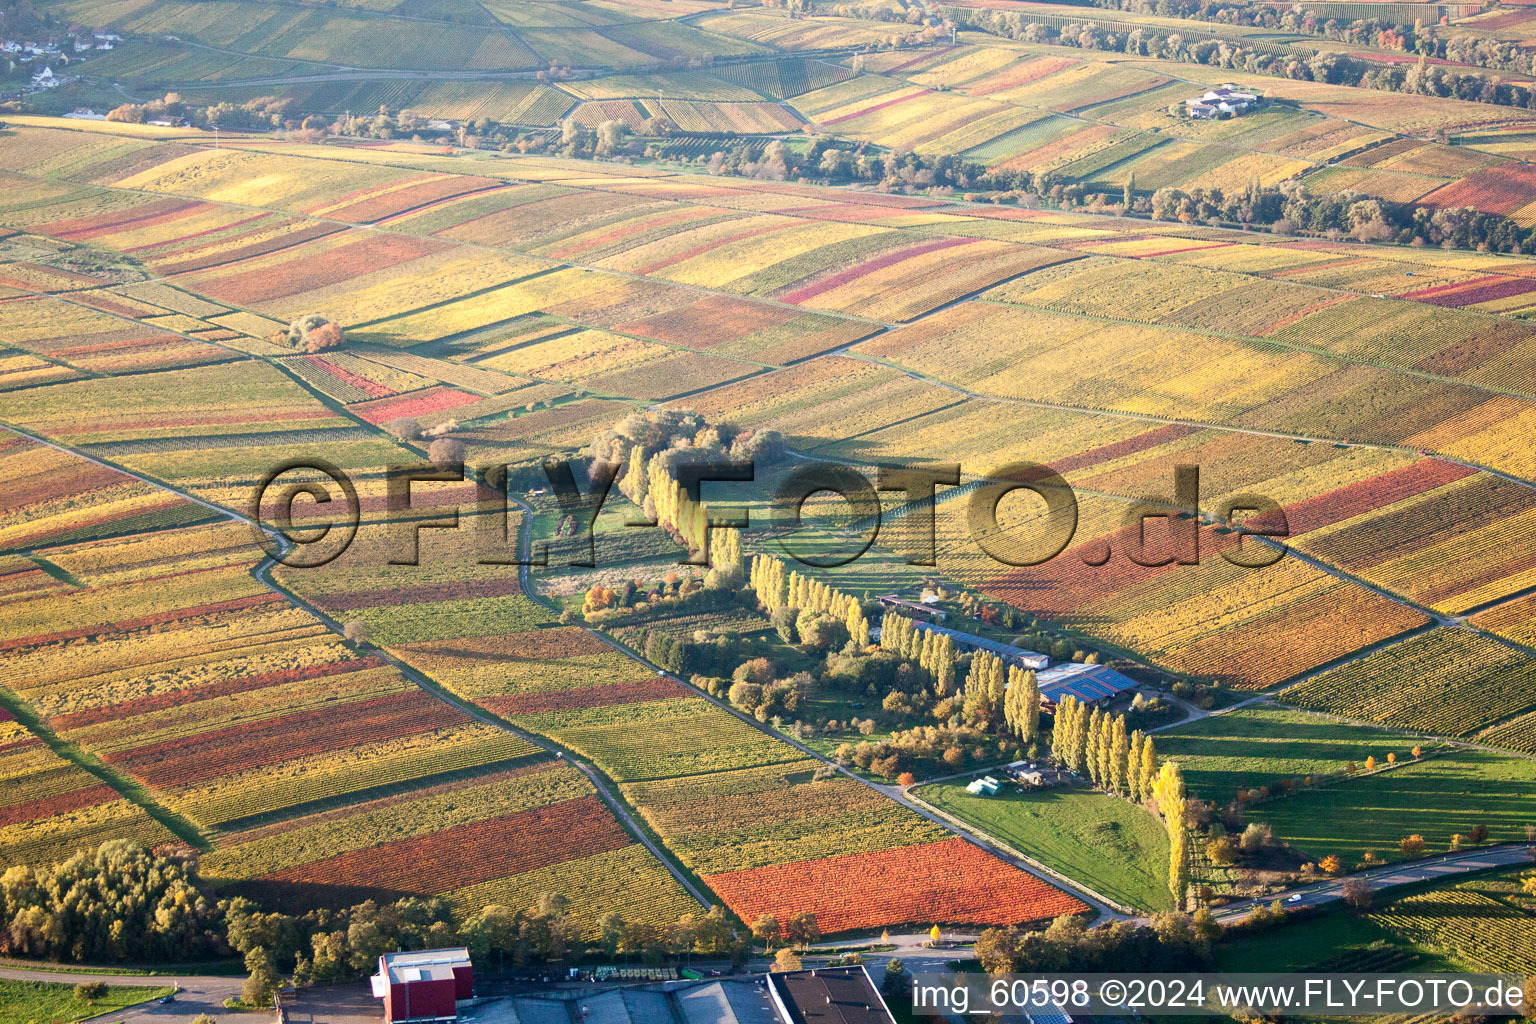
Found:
<box><xmin>1213</xmin><ymin>843</ymin><xmax>1536</xmax><ymax>922</ymax></box>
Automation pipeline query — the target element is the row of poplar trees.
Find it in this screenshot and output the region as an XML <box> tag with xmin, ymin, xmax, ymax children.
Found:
<box><xmin>1051</xmin><ymin>696</ymin><xmax>1158</xmax><ymax>802</ymax></box>
<box><xmin>879</xmin><ymin>613</ymin><xmax>1042</xmax><ymax>746</ymax></box>
<box><xmin>1052</xmin><ymin>694</ymin><xmax>1191</xmax><ymax>905</ymax></box>
<box><xmin>748</xmin><ymin>553</ymin><xmax>871</xmax><ymax>646</ymax></box>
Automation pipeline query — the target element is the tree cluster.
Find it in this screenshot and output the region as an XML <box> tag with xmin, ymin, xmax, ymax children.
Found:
<box><xmin>1051</xmin><ymin>695</ymin><xmax>1158</xmax><ymax>802</ymax></box>
<box><xmin>835</xmin><ymin>721</ymin><xmax>1016</xmax><ymax>778</ymax></box>
<box><xmin>1083</xmin><ymin>0</ymin><xmax>1536</xmax><ymax>80</ymax></box>
<box><xmin>751</xmin><ymin>554</ymin><xmax>869</xmax><ymax>651</ymax></box>
<box><xmin>955</xmin><ymin>7</ymin><xmax>1536</xmax><ymax>113</ymax></box>
<box><xmin>974</xmin><ymin>911</ymin><xmax>1218</xmax><ymax>973</ymax></box>
<box><xmin>0</xmin><ymin>841</ymin><xmax>756</xmax><ymax>987</ymax></box>
<box><xmin>268</xmin><ymin>314</ymin><xmax>344</xmax><ymax>354</ymax></box>
<box><xmin>590</xmin><ymin>409</ymin><xmax>780</xmax><ymax>572</ymax></box>
<box><xmin>0</xmin><ymin>841</ymin><xmax>223</xmax><ymax>963</ymax></box>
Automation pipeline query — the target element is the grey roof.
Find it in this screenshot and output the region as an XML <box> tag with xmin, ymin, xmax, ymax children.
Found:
<box><xmin>769</xmin><ymin>967</ymin><xmax>896</xmax><ymax>1024</ymax></box>
<box><xmin>908</xmin><ymin>620</ymin><xmax>1049</xmax><ymax>668</ymax></box>
<box><xmin>623</xmin><ymin>989</ymin><xmax>679</xmax><ymax>1023</ymax></box>
<box><xmin>505</xmin><ymin>999</ymin><xmax>572</xmax><ymax>1024</ymax></box>
<box><xmin>678</xmin><ymin>980</ymin><xmax>780</xmax><ymax>1024</ymax></box>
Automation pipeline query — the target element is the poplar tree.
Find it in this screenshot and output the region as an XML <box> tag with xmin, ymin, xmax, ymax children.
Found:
<box><xmin>1128</xmin><ymin>730</ymin><xmax>1145</xmax><ymax>801</ymax></box>
<box><xmin>1085</xmin><ymin>708</ymin><xmax>1104</xmax><ymax>786</ymax></box>
<box><xmin>1110</xmin><ymin>716</ymin><xmax>1129</xmax><ymax>796</ymax></box>
<box><xmin>846</xmin><ymin>603</ymin><xmax>869</xmax><ymax>648</ymax></box>
<box><xmin>1139</xmin><ymin>735</ymin><xmax>1158</xmax><ymax>804</ymax></box>
<box><xmin>1152</xmin><ymin>761</ymin><xmax>1190</xmax><ymax>907</ymax></box>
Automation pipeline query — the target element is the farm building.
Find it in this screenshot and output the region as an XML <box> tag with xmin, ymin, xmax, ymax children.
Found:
<box><xmin>908</xmin><ymin>620</ymin><xmax>1050</xmax><ymax>669</ymax></box>
<box><xmin>1035</xmin><ymin>662</ymin><xmax>1138</xmax><ymax>711</ymax></box>
<box><xmin>767</xmin><ymin>965</ymin><xmax>897</xmax><ymax>1024</ymax></box>
<box><xmin>507</xmin><ymin>979</ymin><xmax>781</xmax><ymax>1024</ymax></box>
<box><xmin>1185</xmin><ymin>83</ymin><xmax>1259</xmax><ymax>118</ymax></box>
<box><xmin>877</xmin><ymin>595</ymin><xmax>947</xmax><ymax>623</ymax></box>
<box><xmin>966</xmin><ymin>775</ymin><xmax>1002</xmax><ymax>795</ymax></box>
<box><xmin>371</xmin><ymin>948</ymin><xmax>474</xmax><ymax>1023</ymax></box>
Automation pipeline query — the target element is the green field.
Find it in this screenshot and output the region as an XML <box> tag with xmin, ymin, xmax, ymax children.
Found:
<box><xmin>1217</xmin><ymin>864</ymin><xmax>1536</xmax><ymax>974</ymax></box>
<box><xmin>1157</xmin><ymin>708</ymin><xmax>1536</xmax><ymax>862</ymax></box>
<box><xmin>1155</xmin><ymin>707</ymin><xmax>1435</xmax><ymax>802</ymax></box>
<box><xmin>1214</xmin><ymin>910</ymin><xmax>1444</xmax><ymax>973</ymax></box>
<box><xmin>1255</xmin><ymin>748</ymin><xmax>1536</xmax><ymax>863</ymax></box>
<box><xmin>0</xmin><ymin>979</ymin><xmax>174</xmax><ymax>1024</ymax></box>
<box><xmin>916</xmin><ymin>780</ymin><xmax>1173</xmax><ymax>912</ymax></box>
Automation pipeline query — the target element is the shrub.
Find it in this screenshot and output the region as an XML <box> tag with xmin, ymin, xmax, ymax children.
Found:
<box><xmin>427</xmin><ymin>437</ymin><xmax>466</xmax><ymax>465</ymax></box>
<box><xmin>1206</xmin><ymin>837</ymin><xmax>1238</xmax><ymax>865</ymax></box>
<box><xmin>385</xmin><ymin>416</ymin><xmax>421</xmax><ymax>440</ymax></box>
<box><xmin>73</xmin><ymin>982</ymin><xmax>108</xmax><ymax>1003</ymax></box>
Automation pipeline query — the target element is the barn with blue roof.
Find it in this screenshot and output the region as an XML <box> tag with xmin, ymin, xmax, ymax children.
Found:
<box><xmin>1035</xmin><ymin>662</ymin><xmax>1138</xmax><ymax>711</ymax></box>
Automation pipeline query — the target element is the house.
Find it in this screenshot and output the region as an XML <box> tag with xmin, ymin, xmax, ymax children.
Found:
<box><xmin>64</xmin><ymin>108</ymin><xmax>105</xmax><ymax>119</ymax></box>
<box><xmin>1035</xmin><ymin>661</ymin><xmax>1138</xmax><ymax>712</ymax></box>
<box><xmin>371</xmin><ymin>948</ymin><xmax>474</xmax><ymax>1023</ymax></box>
<box><xmin>908</xmin><ymin>620</ymin><xmax>1049</xmax><ymax>670</ymax></box>
<box><xmin>30</xmin><ymin>66</ymin><xmax>59</xmax><ymax>88</ymax></box>
<box><xmin>0</xmin><ymin>41</ymin><xmax>20</xmax><ymax>54</ymax></box>
<box><xmin>767</xmin><ymin>966</ymin><xmax>897</xmax><ymax>1024</ymax></box>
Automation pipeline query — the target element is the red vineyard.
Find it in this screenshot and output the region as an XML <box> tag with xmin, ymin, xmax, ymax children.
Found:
<box><xmin>109</xmin><ymin>688</ymin><xmax>472</xmax><ymax>787</ymax></box>
<box><xmin>247</xmin><ymin>794</ymin><xmax>631</xmax><ymax>908</ymax></box>
<box><xmin>704</xmin><ymin>837</ymin><xmax>1087</xmax><ymax>934</ymax></box>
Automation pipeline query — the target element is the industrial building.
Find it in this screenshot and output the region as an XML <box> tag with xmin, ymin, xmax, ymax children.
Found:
<box><xmin>767</xmin><ymin>966</ymin><xmax>898</xmax><ymax>1024</ymax></box>
<box><xmin>371</xmin><ymin>948</ymin><xmax>474</xmax><ymax>1023</ymax></box>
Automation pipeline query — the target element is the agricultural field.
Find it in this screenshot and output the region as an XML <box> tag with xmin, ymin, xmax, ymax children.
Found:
<box><xmin>0</xmin><ymin>702</ymin><xmax>179</xmax><ymax>870</ymax></box>
<box><xmin>1281</xmin><ymin>629</ymin><xmax>1536</xmax><ymax>741</ymax></box>
<box><xmin>1155</xmin><ymin>707</ymin><xmax>1444</xmax><ymax>801</ymax></box>
<box><xmin>915</xmin><ymin>781</ymin><xmax>1174</xmax><ymax>912</ymax></box>
<box><xmin>1369</xmin><ymin>876</ymin><xmax>1536</xmax><ymax>973</ymax></box>
<box><xmin>1217</xmin><ymin>862</ymin><xmax>1536</xmax><ymax>974</ymax></box>
<box><xmin>1157</xmin><ymin>708</ymin><xmax>1536</xmax><ymax>862</ymax></box>
<box><xmin>0</xmin><ymin>979</ymin><xmax>175</xmax><ymax>1023</ymax></box>
<box><xmin>274</xmin><ymin>520</ymin><xmax>1088</xmax><ymax>932</ymax></box>
<box><xmin>0</xmin><ymin>441</ymin><xmax>699</xmax><ymax>930</ymax></box>
<box><xmin>1252</xmin><ymin>747</ymin><xmax>1536</xmax><ymax>863</ymax></box>
<box><xmin>7</xmin><ymin>4</ymin><xmax>1536</xmax><ymax>974</ymax></box>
